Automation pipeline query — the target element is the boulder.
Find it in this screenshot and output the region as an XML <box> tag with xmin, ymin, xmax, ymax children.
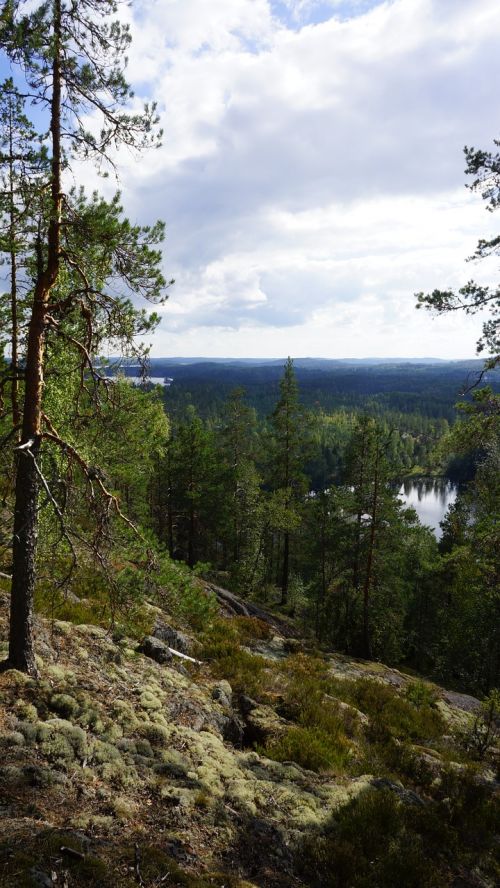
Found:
<box><xmin>138</xmin><ymin>635</ymin><xmax>173</xmax><ymax>665</ymax></box>
<box><xmin>212</xmin><ymin>680</ymin><xmax>233</xmax><ymax>709</ymax></box>
<box><xmin>243</xmin><ymin>703</ymin><xmax>289</xmax><ymax>744</ymax></box>
<box><xmin>153</xmin><ymin>620</ymin><xmax>192</xmax><ymax>654</ymax></box>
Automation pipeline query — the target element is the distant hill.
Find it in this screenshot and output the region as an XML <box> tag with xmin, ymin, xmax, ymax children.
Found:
<box><xmin>116</xmin><ymin>357</ymin><xmax>498</xmax><ymax>422</ymax></box>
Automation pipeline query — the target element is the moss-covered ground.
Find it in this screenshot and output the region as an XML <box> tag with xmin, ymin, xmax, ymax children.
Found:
<box><xmin>0</xmin><ymin>577</ymin><xmax>498</xmax><ymax>888</ymax></box>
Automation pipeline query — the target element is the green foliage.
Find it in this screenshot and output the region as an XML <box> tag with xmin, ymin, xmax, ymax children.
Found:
<box><xmin>232</xmin><ymin>615</ymin><xmax>273</xmax><ymax>642</ymax></box>
<box><xmin>299</xmin><ymin>790</ymin><xmax>445</xmax><ymax>888</ymax></box>
<box><xmin>299</xmin><ymin>773</ymin><xmax>500</xmax><ymax>888</ymax></box>
<box><xmin>348</xmin><ymin>679</ymin><xmax>444</xmax><ymax>744</ymax></box>
<box><xmin>261</xmin><ymin>724</ymin><xmax>351</xmax><ymax>773</ymax></box>
<box><xmin>404</xmin><ymin>680</ymin><xmax>438</xmax><ymax>708</ymax></box>
<box><xmin>464</xmin><ymin>689</ymin><xmax>500</xmax><ymax>759</ymax></box>
<box><xmin>201</xmin><ymin>619</ymin><xmax>266</xmax><ymax>697</ymax></box>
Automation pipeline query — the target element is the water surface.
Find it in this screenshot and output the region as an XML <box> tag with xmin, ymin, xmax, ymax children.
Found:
<box><xmin>399</xmin><ymin>479</ymin><xmax>458</xmax><ymax>540</ymax></box>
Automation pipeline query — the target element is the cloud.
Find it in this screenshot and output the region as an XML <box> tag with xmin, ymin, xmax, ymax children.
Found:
<box><xmin>105</xmin><ymin>0</ymin><xmax>500</xmax><ymax>357</ymax></box>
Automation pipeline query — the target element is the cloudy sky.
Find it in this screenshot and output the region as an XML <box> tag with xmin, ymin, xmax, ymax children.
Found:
<box><xmin>25</xmin><ymin>1</ymin><xmax>500</xmax><ymax>358</ymax></box>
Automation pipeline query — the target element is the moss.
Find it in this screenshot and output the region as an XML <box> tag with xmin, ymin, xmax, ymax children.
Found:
<box><xmin>14</xmin><ymin>700</ymin><xmax>38</xmax><ymax>722</ymax></box>
<box><xmin>46</xmin><ymin>664</ymin><xmax>76</xmax><ymax>684</ymax></box>
<box><xmin>135</xmin><ymin>738</ymin><xmax>154</xmax><ymax>757</ymax></box>
<box><xmin>40</xmin><ymin>731</ymin><xmax>75</xmax><ymax>764</ymax></box>
<box><xmin>116</xmin><ymin>737</ymin><xmax>138</xmax><ymax>754</ymax></box>
<box><xmin>110</xmin><ymin>796</ymin><xmax>137</xmax><ymax>821</ymax></box>
<box><xmin>92</xmin><ymin>739</ymin><xmax>122</xmax><ymax>764</ymax></box>
<box><xmin>139</xmin><ymin>722</ymin><xmax>170</xmax><ymax>747</ymax></box>
<box><xmin>78</xmin><ymin>705</ymin><xmax>105</xmax><ymax>734</ymax></box>
<box><xmin>16</xmin><ymin>720</ymin><xmax>39</xmax><ymax>744</ymax></box>
<box><xmin>38</xmin><ymin>719</ymin><xmax>89</xmax><ymax>763</ymax></box>
<box><xmin>111</xmin><ymin>699</ymin><xmax>140</xmax><ymax>733</ymax></box>
<box><xmin>139</xmin><ymin>688</ymin><xmax>163</xmax><ymax>711</ymax></box>
<box><xmin>0</xmin><ymin>730</ymin><xmax>25</xmax><ymax>747</ymax></box>
<box><xmin>49</xmin><ymin>692</ymin><xmax>80</xmax><ymax>719</ymax></box>
<box><xmin>98</xmin><ymin>759</ymin><xmax>138</xmax><ymax>788</ymax></box>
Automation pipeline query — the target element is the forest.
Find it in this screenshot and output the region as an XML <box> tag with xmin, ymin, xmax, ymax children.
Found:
<box><xmin>0</xmin><ymin>2</ymin><xmax>499</xmax><ymax>887</ymax></box>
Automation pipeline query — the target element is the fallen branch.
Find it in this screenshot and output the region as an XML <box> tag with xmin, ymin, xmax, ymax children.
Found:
<box><xmin>167</xmin><ymin>647</ymin><xmax>201</xmax><ymax>665</ymax></box>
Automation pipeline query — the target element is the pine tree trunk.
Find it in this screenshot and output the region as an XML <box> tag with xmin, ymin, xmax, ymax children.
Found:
<box><xmin>6</xmin><ymin>0</ymin><xmax>62</xmax><ymax>674</ymax></box>
<box><xmin>8</xmin><ymin>438</ymin><xmax>40</xmax><ymax>673</ymax></box>
<box><xmin>281</xmin><ymin>531</ymin><xmax>289</xmax><ymax>605</ymax></box>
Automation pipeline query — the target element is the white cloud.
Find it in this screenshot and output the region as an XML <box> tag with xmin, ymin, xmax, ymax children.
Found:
<box><xmin>102</xmin><ymin>0</ymin><xmax>500</xmax><ymax>358</ymax></box>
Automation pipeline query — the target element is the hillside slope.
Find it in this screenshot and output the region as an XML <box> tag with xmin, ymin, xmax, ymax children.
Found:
<box><xmin>0</xmin><ymin>586</ymin><xmax>498</xmax><ymax>888</ymax></box>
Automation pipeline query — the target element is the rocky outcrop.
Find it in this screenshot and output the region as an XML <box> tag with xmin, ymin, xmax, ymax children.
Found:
<box><xmin>137</xmin><ymin>634</ymin><xmax>173</xmax><ymax>664</ymax></box>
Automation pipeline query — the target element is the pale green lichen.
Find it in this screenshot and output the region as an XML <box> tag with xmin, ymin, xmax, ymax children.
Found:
<box><xmin>139</xmin><ymin>688</ymin><xmax>163</xmax><ymax>711</ymax></box>
<box><xmin>0</xmin><ymin>730</ymin><xmax>25</xmax><ymax>748</ymax></box>
<box><xmin>139</xmin><ymin>722</ymin><xmax>170</xmax><ymax>747</ymax></box>
<box><xmin>14</xmin><ymin>700</ymin><xmax>38</xmax><ymax>722</ymax></box>
<box><xmin>92</xmin><ymin>739</ymin><xmax>122</xmax><ymax>764</ymax></box>
<box><xmin>39</xmin><ymin>719</ymin><xmax>89</xmax><ymax>763</ymax></box>
<box><xmin>46</xmin><ymin>664</ymin><xmax>76</xmax><ymax>684</ymax></box>
<box><xmin>49</xmin><ymin>693</ymin><xmax>80</xmax><ymax>719</ymax></box>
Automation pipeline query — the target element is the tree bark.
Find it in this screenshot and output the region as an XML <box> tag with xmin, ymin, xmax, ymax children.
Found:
<box><xmin>280</xmin><ymin>531</ymin><xmax>289</xmax><ymax>605</ymax></box>
<box><xmin>8</xmin><ymin>440</ymin><xmax>40</xmax><ymax>673</ymax></box>
<box><xmin>7</xmin><ymin>0</ymin><xmax>62</xmax><ymax>674</ymax></box>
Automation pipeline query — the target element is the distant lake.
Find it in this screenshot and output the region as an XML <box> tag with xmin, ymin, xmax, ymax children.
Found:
<box><xmin>398</xmin><ymin>479</ymin><xmax>458</xmax><ymax>540</ymax></box>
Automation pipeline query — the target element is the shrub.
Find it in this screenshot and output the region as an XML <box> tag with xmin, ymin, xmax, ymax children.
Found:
<box><xmin>201</xmin><ymin>621</ymin><xmax>266</xmax><ymax>697</ymax></box>
<box><xmin>232</xmin><ymin>615</ymin><xmax>273</xmax><ymax>643</ymax></box>
<box><xmin>261</xmin><ymin>725</ymin><xmax>351</xmax><ymax>773</ymax></box>
<box><xmin>405</xmin><ymin>680</ymin><xmax>438</xmax><ymax>709</ymax></box>
<box><xmin>299</xmin><ymin>789</ymin><xmax>448</xmax><ymax>888</ymax></box>
<box><xmin>348</xmin><ymin>679</ymin><xmax>444</xmax><ymax>743</ymax></box>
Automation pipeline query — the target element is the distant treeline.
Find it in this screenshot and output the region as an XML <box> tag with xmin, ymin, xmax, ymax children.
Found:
<box><xmin>134</xmin><ymin>359</ymin><xmax>499</xmax><ymax>423</ymax></box>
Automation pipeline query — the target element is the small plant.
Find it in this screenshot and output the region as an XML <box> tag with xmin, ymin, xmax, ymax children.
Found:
<box><xmin>348</xmin><ymin>679</ymin><xmax>444</xmax><ymax>743</ymax></box>
<box><xmin>464</xmin><ymin>690</ymin><xmax>500</xmax><ymax>759</ymax></box>
<box><xmin>232</xmin><ymin>615</ymin><xmax>273</xmax><ymax>643</ymax></box>
<box><xmin>201</xmin><ymin>619</ymin><xmax>266</xmax><ymax>697</ymax></box>
<box><xmin>405</xmin><ymin>680</ymin><xmax>437</xmax><ymax>709</ymax></box>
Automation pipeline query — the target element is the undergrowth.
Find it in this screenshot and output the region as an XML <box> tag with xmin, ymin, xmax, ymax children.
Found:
<box><xmin>298</xmin><ymin>771</ymin><xmax>500</xmax><ymax>888</ymax></box>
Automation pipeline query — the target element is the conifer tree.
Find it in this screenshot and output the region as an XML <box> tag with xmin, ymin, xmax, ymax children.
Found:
<box><xmin>269</xmin><ymin>358</ymin><xmax>307</xmax><ymax>605</ymax></box>
<box><xmin>0</xmin><ymin>0</ymin><xmax>167</xmax><ymax>674</ymax></box>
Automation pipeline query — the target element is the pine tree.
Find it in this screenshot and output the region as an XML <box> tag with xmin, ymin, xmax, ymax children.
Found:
<box><xmin>269</xmin><ymin>358</ymin><xmax>308</xmax><ymax>605</ymax></box>
<box><xmin>0</xmin><ymin>0</ymin><xmax>167</xmax><ymax>674</ymax></box>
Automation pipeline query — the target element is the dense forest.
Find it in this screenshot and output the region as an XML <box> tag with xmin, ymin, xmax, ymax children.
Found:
<box><xmin>0</xmin><ymin>2</ymin><xmax>499</xmax><ymax>887</ymax></box>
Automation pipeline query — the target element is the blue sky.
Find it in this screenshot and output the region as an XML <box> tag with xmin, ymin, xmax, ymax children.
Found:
<box><xmin>271</xmin><ymin>1</ymin><xmax>387</xmax><ymax>27</ymax></box>
<box><xmin>3</xmin><ymin>0</ymin><xmax>500</xmax><ymax>359</ymax></box>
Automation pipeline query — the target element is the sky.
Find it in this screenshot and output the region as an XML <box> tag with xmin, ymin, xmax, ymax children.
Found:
<box><xmin>5</xmin><ymin>0</ymin><xmax>500</xmax><ymax>359</ymax></box>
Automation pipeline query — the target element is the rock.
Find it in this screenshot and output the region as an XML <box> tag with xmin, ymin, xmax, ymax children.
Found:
<box><xmin>137</xmin><ymin>635</ymin><xmax>173</xmax><ymax>665</ymax></box>
<box><xmin>29</xmin><ymin>869</ymin><xmax>54</xmax><ymax>888</ymax></box>
<box><xmin>153</xmin><ymin>620</ymin><xmax>192</xmax><ymax>654</ymax></box>
<box><xmin>371</xmin><ymin>777</ymin><xmax>425</xmax><ymax>807</ymax></box>
<box><xmin>243</xmin><ymin>703</ymin><xmax>289</xmax><ymax>744</ymax></box>
<box><xmin>239</xmin><ymin>694</ymin><xmax>259</xmax><ymax>716</ymax></box>
<box><xmin>441</xmin><ymin>689</ymin><xmax>481</xmax><ymax>714</ymax></box>
<box><xmin>221</xmin><ymin>712</ymin><xmax>245</xmax><ymax>747</ymax></box>
<box><xmin>212</xmin><ymin>680</ymin><xmax>233</xmax><ymax>709</ymax></box>
<box><xmin>252</xmin><ymin>637</ymin><xmax>287</xmax><ymax>660</ymax></box>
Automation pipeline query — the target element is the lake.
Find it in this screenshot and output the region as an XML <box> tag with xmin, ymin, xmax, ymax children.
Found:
<box><xmin>398</xmin><ymin>479</ymin><xmax>458</xmax><ymax>540</ymax></box>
